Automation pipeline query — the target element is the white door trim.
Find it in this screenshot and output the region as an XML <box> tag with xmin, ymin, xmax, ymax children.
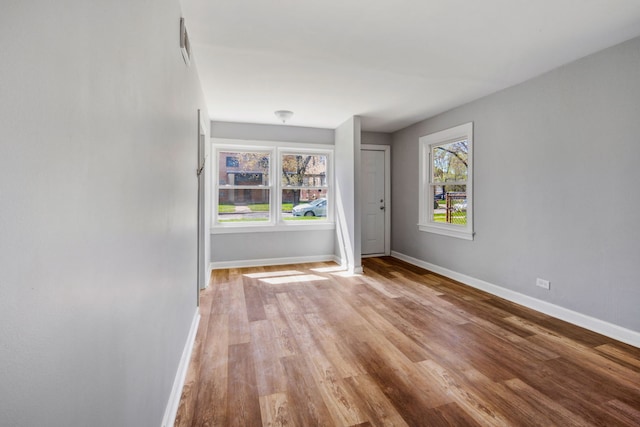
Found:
<box><xmin>197</xmin><ymin>110</ymin><xmax>207</xmax><ymax>296</ymax></box>
<box><xmin>361</xmin><ymin>144</ymin><xmax>391</xmax><ymax>256</ymax></box>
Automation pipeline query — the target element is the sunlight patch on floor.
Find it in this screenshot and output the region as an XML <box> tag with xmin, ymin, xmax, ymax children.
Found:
<box><xmin>310</xmin><ymin>266</ymin><xmax>347</xmax><ymax>273</ymax></box>
<box><xmin>244</xmin><ymin>270</ymin><xmax>303</xmax><ymax>279</ymax></box>
<box><xmin>330</xmin><ymin>271</ymin><xmax>363</xmax><ymax>278</ymax></box>
<box><xmin>259</xmin><ymin>274</ymin><xmax>329</xmax><ymax>285</ymax></box>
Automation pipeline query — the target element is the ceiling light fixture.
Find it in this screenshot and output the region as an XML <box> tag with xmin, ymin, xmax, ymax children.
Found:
<box><xmin>274</xmin><ymin>110</ymin><xmax>294</xmax><ymax>124</ymax></box>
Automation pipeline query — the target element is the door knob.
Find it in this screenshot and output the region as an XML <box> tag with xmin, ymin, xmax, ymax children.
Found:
<box><xmin>380</xmin><ymin>206</ymin><xmax>385</xmax><ymax>210</ymax></box>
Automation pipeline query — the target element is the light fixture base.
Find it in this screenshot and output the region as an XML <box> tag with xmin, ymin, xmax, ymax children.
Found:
<box><xmin>274</xmin><ymin>110</ymin><xmax>294</xmax><ymax>124</ymax></box>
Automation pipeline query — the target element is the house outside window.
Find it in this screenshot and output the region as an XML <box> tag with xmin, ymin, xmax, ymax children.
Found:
<box><xmin>418</xmin><ymin>122</ymin><xmax>474</xmax><ymax>240</ymax></box>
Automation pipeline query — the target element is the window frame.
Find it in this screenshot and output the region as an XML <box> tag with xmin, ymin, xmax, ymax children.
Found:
<box><xmin>277</xmin><ymin>147</ymin><xmax>333</xmax><ymax>224</ymax></box>
<box><xmin>213</xmin><ymin>144</ymin><xmax>276</xmax><ymax>228</ymax></box>
<box><xmin>418</xmin><ymin>122</ymin><xmax>474</xmax><ymax>240</ymax></box>
<box><xmin>211</xmin><ymin>139</ymin><xmax>334</xmax><ymax>234</ymax></box>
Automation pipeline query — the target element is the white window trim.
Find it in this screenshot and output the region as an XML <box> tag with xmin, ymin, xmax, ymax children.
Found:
<box><xmin>277</xmin><ymin>146</ymin><xmax>334</xmax><ymax>225</ymax></box>
<box><xmin>418</xmin><ymin>122</ymin><xmax>474</xmax><ymax>240</ymax></box>
<box><xmin>213</xmin><ymin>143</ymin><xmax>276</xmax><ymax>228</ymax></box>
<box><xmin>211</xmin><ymin>139</ymin><xmax>335</xmax><ymax>234</ymax></box>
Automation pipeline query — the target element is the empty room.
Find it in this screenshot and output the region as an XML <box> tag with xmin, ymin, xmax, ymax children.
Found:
<box><xmin>2</xmin><ymin>1</ymin><xmax>640</xmax><ymax>426</ymax></box>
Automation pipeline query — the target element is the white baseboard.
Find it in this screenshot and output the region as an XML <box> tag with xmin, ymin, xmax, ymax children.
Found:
<box><xmin>161</xmin><ymin>309</ymin><xmax>201</xmax><ymax>427</ymax></box>
<box><xmin>391</xmin><ymin>251</ymin><xmax>640</xmax><ymax>348</ymax></box>
<box><xmin>210</xmin><ymin>254</ymin><xmax>340</xmax><ymax>270</ymax></box>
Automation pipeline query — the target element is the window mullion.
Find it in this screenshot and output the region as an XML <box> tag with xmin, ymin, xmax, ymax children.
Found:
<box><xmin>274</xmin><ymin>147</ymin><xmax>280</xmax><ymax>223</ymax></box>
<box><xmin>432</xmin><ymin>180</ymin><xmax>467</xmax><ymax>186</ymax></box>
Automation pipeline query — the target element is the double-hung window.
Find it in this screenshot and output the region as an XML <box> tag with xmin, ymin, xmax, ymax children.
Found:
<box><xmin>418</xmin><ymin>122</ymin><xmax>474</xmax><ymax>240</ymax></box>
<box><xmin>213</xmin><ymin>140</ymin><xmax>333</xmax><ymax>231</ymax></box>
<box><xmin>281</xmin><ymin>151</ymin><xmax>330</xmax><ymax>221</ymax></box>
<box><xmin>216</xmin><ymin>148</ymin><xmax>273</xmax><ymax>223</ymax></box>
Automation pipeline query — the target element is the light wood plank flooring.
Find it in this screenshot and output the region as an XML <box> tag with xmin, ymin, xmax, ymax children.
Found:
<box><xmin>175</xmin><ymin>257</ymin><xmax>640</xmax><ymax>426</ymax></box>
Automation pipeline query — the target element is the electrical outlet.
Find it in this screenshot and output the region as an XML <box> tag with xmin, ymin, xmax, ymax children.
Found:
<box><xmin>536</xmin><ymin>278</ymin><xmax>550</xmax><ymax>290</ymax></box>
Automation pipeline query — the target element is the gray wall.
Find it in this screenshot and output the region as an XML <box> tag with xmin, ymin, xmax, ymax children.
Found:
<box><xmin>391</xmin><ymin>36</ymin><xmax>640</xmax><ymax>332</ymax></box>
<box><xmin>362</xmin><ymin>131</ymin><xmax>392</xmax><ymax>146</ymax></box>
<box><xmin>211</xmin><ymin>230</ymin><xmax>335</xmax><ymax>264</ymax></box>
<box><xmin>0</xmin><ymin>2</ymin><xmax>207</xmax><ymax>426</ymax></box>
<box><xmin>210</xmin><ymin>122</ymin><xmax>336</xmax><ymax>264</ymax></box>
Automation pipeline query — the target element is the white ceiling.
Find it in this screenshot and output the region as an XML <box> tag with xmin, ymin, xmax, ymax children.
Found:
<box><xmin>181</xmin><ymin>0</ymin><xmax>640</xmax><ymax>133</ymax></box>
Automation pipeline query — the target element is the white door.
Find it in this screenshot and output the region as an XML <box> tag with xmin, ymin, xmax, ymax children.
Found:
<box><xmin>361</xmin><ymin>149</ymin><xmax>387</xmax><ymax>255</ymax></box>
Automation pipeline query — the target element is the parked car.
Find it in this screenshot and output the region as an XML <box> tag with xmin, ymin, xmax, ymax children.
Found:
<box><xmin>292</xmin><ymin>198</ymin><xmax>327</xmax><ymax>217</ymax></box>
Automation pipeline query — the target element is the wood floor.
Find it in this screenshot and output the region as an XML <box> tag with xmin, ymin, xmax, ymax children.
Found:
<box><xmin>175</xmin><ymin>257</ymin><xmax>640</xmax><ymax>426</ymax></box>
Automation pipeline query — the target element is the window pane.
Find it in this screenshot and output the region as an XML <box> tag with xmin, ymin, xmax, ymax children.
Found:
<box><xmin>219</xmin><ymin>152</ymin><xmax>270</xmax><ymax>186</ymax></box>
<box><xmin>218</xmin><ymin>189</ymin><xmax>270</xmax><ymax>222</ymax></box>
<box><xmin>281</xmin><ymin>154</ymin><xmax>327</xmax><ymax>187</ymax></box>
<box><xmin>432</xmin><ymin>185</ymin><xmax>466</xmax><ymax>226</ymax></box>
<box><xmin>432</xmin><ymin>139</ymin><xmax>468</xmax><ymax>183</ymax></box>
<box><xmin>282</xmin><ymin>189</ymin><xmax>328</xmax><ymax>221</ymax></box>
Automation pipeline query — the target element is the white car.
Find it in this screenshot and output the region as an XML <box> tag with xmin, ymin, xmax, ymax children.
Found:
<box><xmin>292</xmin><ymin>198</ymin><xmax>327</xmax><ymax>217</ymax></box>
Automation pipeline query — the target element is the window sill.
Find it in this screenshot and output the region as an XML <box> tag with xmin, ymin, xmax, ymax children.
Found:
<box><xmin>418</xmin><ymin>223</ymin><xmax>474</xmax><ymax>240</ymax></box>
<box><xmin>211</xmin><ymin>222</ymin><xmax>336</xmax><ymax>234</ymax></box>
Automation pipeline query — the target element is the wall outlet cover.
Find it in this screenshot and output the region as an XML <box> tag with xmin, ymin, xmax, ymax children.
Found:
<box><xmin>536</xmin><ymin>278</ymin><xmax>551</xmax><ymax>290</ymax></box>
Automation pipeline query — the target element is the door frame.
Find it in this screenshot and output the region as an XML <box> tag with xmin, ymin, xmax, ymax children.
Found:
<box><xmin>361</xmin><ymin>144</ymin><xmax>391</xmax><ymax>257</ymax></box>
<box><xmin>196</xmin><ymin>110</ymin><xmax>207</xmax><ymax>305</ymax></box>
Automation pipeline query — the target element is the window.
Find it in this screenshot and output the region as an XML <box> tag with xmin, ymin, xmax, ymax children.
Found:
<box><xmin>216</xmin><ymin>149</ymin><xmax>272</xmax><ymax>223</ymax></box>
<box><xmin>281</xmin><ymin>153</ymin><xmax>329</xmax><ymax>221</ymax></box>
<box><xmin>418</xmin><ymin>122</ymin><xmax>473</xmax><ymax>240</ymax></box>
<box><xmin>213</xmin><ymin>141</ymin><xmax>333</xmax><ymax>231</ymax></box>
